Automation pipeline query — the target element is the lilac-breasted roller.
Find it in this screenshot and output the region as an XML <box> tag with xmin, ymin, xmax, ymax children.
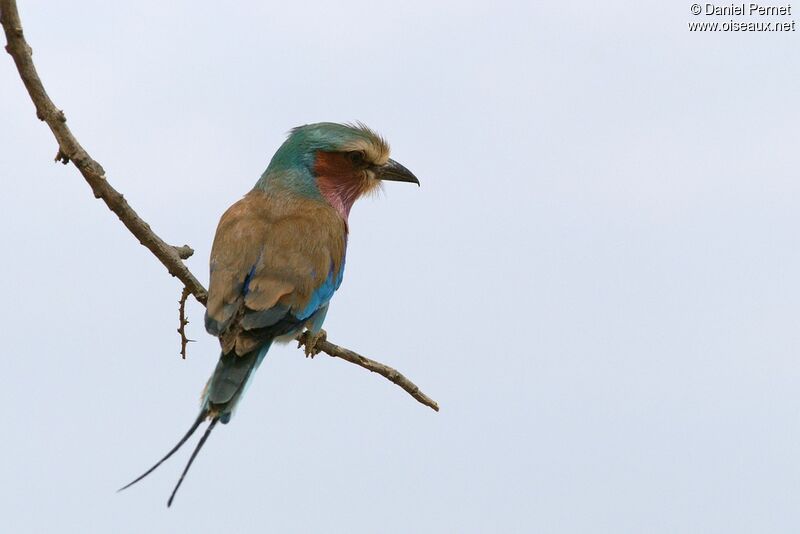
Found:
<box><xmin>120</xmin><ymin>122</ymin><xmax>419</xmax><ymax>506</ymax></box>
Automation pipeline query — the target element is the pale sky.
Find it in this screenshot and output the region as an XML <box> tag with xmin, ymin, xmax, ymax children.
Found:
<box><xmin>2</xmin><ymin>1</ymin><xmax>799</xmax><ymax>533</ymax></box>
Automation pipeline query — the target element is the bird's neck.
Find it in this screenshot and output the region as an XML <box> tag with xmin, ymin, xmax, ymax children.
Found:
<box><xmin>255</xmin><ymin>153</ymin><xmax>367</xmax><ymax>224</ymax></box>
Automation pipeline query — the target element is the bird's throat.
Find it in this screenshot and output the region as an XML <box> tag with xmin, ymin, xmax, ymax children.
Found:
<box><xmin>314</xmin><ymin>153</ymin><xmax>367</xmax><ymax>222</ymax></box>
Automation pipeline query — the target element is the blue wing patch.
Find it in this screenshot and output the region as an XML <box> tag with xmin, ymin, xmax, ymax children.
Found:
<box><xmin>295</xmin><ymin>258</ymin><xmax>345</xmax><ymax>320</ymax></box>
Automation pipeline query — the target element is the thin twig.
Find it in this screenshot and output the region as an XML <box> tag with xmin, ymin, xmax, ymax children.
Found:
<box><xmin>172</xmin><ymin>245</ymin><xmax>194</xmax><ymax>260</ymax></box>
<box><xmin>177</xmin><ymin>287</ymin><xmax>194</xmax><ymax>359</ymax></box>
<box><xmin>298</xmin><ymin>332</ymin><xmax>439</xmax><ymax>412</ymax></box>
<box><xmin>1</xmin><ymin>0</ymin><xmax>439</xmax><ymax>411</ymax></box>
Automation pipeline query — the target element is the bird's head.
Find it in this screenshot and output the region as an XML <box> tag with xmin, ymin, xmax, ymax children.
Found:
<box><xmin>256</xmin><ymin>122</ymin><xmax>419</xmax><ymax>219</ymax></box>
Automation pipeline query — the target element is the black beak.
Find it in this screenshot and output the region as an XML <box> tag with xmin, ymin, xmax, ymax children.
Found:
<box><xmin>378</xmin><ymin>158</ymin><xmax>420</xmax><ymax>186</ymax></box>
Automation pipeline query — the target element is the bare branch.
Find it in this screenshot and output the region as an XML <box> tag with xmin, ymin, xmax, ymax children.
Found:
<box><xmin>0</xmin><ymin>0</ymin><xmax>208</xmax><ymax>305</ymax></box>
<box><xmin>1</xmin><ymin>0</ymin><xmax>439</xmax><ymax>411</ymax></box>
<box><xmin>298</xmin><ymin>332</ymin><xmax>440</xmax><ymax>412</ymax></box>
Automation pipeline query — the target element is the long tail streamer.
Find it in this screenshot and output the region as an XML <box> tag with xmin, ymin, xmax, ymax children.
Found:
<box><xmin>118</xmin><ymin>410</ymin><xmax>206</xmax><ymax>492</ymax></box>
<box><xmin>167</xmin><ymin>417</ymin><xmax>219</xmax><ymax>507</ymax></box>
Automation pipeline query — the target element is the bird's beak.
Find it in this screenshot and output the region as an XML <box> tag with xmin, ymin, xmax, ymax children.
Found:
<box><xmin>378</xmin><ymin>158</ymin><xmax>420</xmax><ymax>186</ymax></box>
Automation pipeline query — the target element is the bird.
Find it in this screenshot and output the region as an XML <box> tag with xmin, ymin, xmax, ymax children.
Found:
<box><xmin>119</xmin><ymin>122</ymin><xmax>419</xmax><ymax>506</ymax></box>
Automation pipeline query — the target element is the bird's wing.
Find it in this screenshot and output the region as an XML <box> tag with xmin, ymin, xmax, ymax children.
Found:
<box><xmin>205</xmin><ymin>190</ymin><xmax>346</xmax><ymax>354</ymax></box>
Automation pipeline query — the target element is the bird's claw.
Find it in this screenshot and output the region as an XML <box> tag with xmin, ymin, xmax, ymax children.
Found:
<box><xmin>301</xmin><ymin>329</ymin><xmax>327</xmax><ymax>358</ymax></box>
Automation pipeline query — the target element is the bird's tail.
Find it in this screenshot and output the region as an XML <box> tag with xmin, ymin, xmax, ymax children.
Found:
<box><xmin>203</xmin><ymin>340</ymin><xmax>273</xmax><ymax>424</ymax></box>
<box><xmin>118</xmin><ymin>340</ymin><xmax>272</xmax><ymax>506</ymax></box>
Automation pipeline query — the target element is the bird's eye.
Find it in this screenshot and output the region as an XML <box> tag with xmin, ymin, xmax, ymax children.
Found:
<box><xmin>347</xmin><ymin>151</ymin><xmax>366</xmax><ymax>166</ymax></box>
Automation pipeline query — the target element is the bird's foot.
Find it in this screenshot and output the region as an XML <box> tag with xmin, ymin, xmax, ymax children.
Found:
<box><xmin>300</xmin><ymin>329</ymin><xmax>327</xmax><ymax>358</ymax></box>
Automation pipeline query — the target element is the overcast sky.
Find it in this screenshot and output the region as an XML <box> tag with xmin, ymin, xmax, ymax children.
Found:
<box><xmin>2</xmin><ymin>1</ymin><xmax>799</xmax><ymax>533</ymax></box>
